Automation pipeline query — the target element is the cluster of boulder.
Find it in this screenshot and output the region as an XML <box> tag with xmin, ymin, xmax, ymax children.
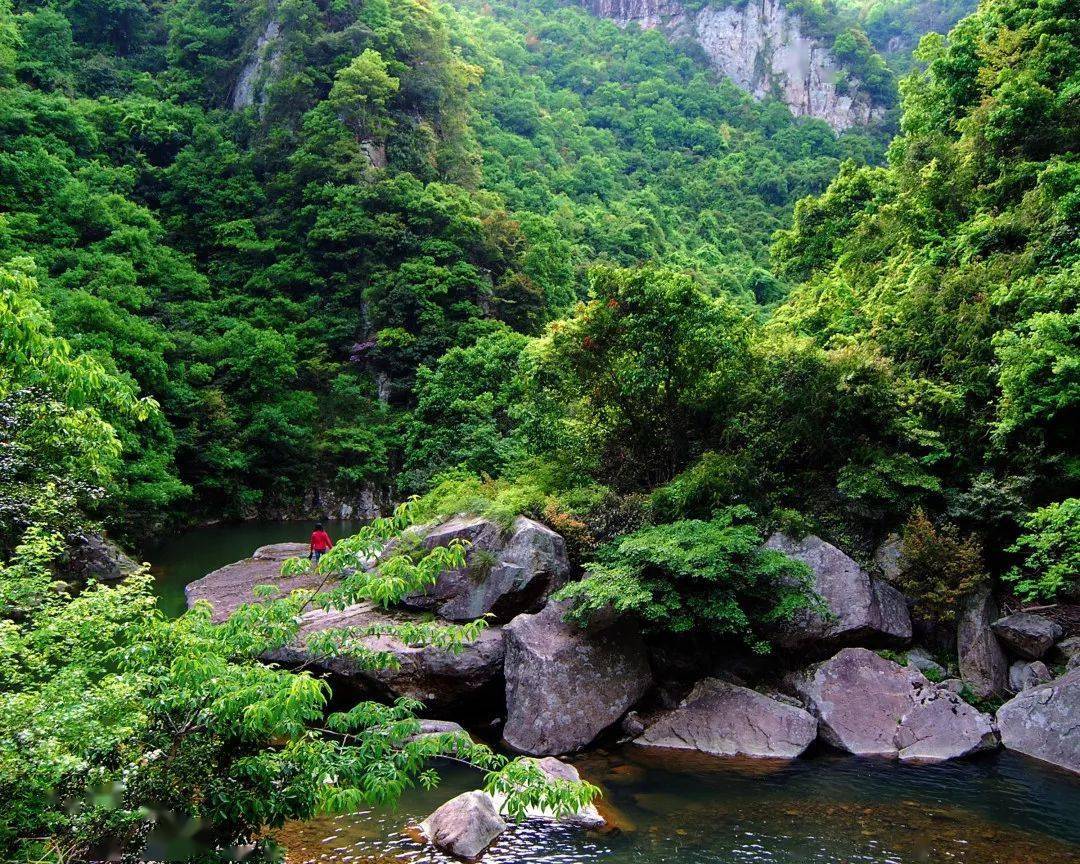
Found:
<box><xmin>185</xmin><ymin>518</ymin><xmax>1080</xmax><ymax>860</ymax></box>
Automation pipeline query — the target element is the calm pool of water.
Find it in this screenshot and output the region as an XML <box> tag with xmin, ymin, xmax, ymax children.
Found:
<box><xmin>147</xmin><ymin>523</ymin><xmax>1080</xmax><ymax>864</ymax></box>
<box><xmin>278</xmin><ymin>747</ymin><xmax>1080</xmax><ymax>864</ymax></box>
<box><xmin>145</xmin><ymin>519</ymin><xmax>366</xmax><ymax>617</ymax></box>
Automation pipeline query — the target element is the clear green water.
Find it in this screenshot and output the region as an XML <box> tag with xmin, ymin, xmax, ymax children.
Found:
<box><xmin>147</xmin><ymin>523</ymin><xmax>1080</xmax><ymax>864</ymax></box>
<box><xmin>145</xmin><ymin>519</ymin><xmax>366</xmax><ymax>617</ymax></box>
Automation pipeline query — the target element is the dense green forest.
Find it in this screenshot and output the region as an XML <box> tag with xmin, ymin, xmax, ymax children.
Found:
<box><xmin>1</xmin><ymin>0</ymin><xmax>1078</xmax><ymax>858</ymax></box>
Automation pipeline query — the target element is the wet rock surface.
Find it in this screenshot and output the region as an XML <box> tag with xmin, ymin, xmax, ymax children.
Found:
<box><xmin>503</xmin><ymin>601</ymin><xmax>653</xmax><ymax>755</ymax></box>
<box><xmin>636</xmin><ymin>678</ymin><xmax>817</xmax><ymax>758</ymax></box>
<box><xmin>997</xmin><ymin>668</ymin><xmax>1080</xmax><ymax>774</ymax></box>
<box><xmin>792</xmin><ymin>648</ymin><xmax>997</xmax><ymax>761</ymax></box>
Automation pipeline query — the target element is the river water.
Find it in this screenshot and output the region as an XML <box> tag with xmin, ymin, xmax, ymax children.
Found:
<box><xmin>147</xmin><ymin>522</ymin><xmax>1080</xmax><ymax>864</ymax></box>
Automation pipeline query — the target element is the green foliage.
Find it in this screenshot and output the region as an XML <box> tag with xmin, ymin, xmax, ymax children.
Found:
<box><xmin>1</xmin><ymin>500</ymin><xmax>596</xmax><ymax>860</ymax></box>
<box><xmin>556</xmin><ymin>506</ymin><xmax>816</xmax><ymax>650</ymax></box>
<box><xmin>524</xmin><ymin>266</ymin><xmax>752</xmax><ymax>488</ymax></box>
<box><xmin>1005</xmin><ymin>499</ymin><xmax>1080</xmax><ymax>601</ymax></box>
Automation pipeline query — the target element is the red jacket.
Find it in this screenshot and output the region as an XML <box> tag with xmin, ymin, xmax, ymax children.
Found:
<box><xmin>310</xmin><ymin>530</ymin><xmax>333</xmax><ymax>552</ymax></box>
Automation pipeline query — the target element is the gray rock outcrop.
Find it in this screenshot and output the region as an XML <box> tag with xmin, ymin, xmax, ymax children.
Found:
<box><xmin>231</xmin><ymin>18</ymin><xmax>283</xmax><ymax>112</ymax></box>
<box><xmin>582</xmin><ymin>0</ymin><xmax>885</xmax><ymax>130</ymax></box>
<box><xmin>185</xmin><ymin>542</ymin><xmax>317</xmax><ymax>622</ymax></box>
<box><xmin>421</xmin><ymin>790</ymin><xmax>506</xmax><ymax>860</ymax></box>
<box><xmin>1054</xmin><ymin>635</ymin><xmax>1080</xmax><ymax>667</ymax></box>
<box><xmin>873</xmin><ymin>533</ymin><xmax>905</xmax><ymax>583</ymax></box>
<box><xmin>957</xmin><ymin>587</ymin><xmax>1008</xmax><ymax>698</ymax></box>
<box><xmin>268</xmin><ymin>602</ymin><xmax>506</xmax><ymax>711</ymax></box>
<box><xmin>1009</xmin><ymin>660</ymin><xmax>1052</xmax><ymax>692</ymax></box>
<box><xmin>503</xmin><ymin>601</ymin><xmax>653</xmax><ymax>755</ymax></box>
<box><xmin>992</xmin><ymin>613</ymin><xmax>1064</xmax><ymax>660</ymax></box>
<box><xmin>792</xmin><ymin>648</ymin><xmax>998</xmax><ymax>761</ymax></box>
<box><xmin>636</xmin><ymin>678</ymin><xmax>817</xmax><ymax>758</ymax></box>
<box><xmin>404</xmin><ymin>516</ymin><xmax>571</xmax><ymax>624</ymax></box>
<box><xmin>997</xmin><ymin>669</ymin><xmax>1080</xmax><ymax>774</ymax></box>
<box><xmin>763</xmin><ymin>533</ymin><xmax>911</xmax><ymax>650</ymax></box>
<box><xmin>68</xmin><ymin>532</ymin><xmax>139</xmax><ymax>582</ymax></box>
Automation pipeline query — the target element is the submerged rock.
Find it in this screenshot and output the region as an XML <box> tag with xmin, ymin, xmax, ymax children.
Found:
<box><xmin>1009</xmin><ymin>660</ymin><xmax>1052</xmax><ymax>693</ymax></box>
<box><xmin>267</xmin><ymin>603</ymin><xmax>505</xmax><ymax>711</ymax></box>
<box><xmin>421</xmin><ymin>790</ymin><xmax>506</xmax><ymax>860</ymax></box>
<box><xmin>636</xmin><ymin>678</ymin><xmax>817</xmax><ymax>758</ymax></box>
<box><xmin>792</xmin><ymin>648</ymin><xmax>997</xmax><ymax>761</ymax></box>
<box><xmin>957</xmin><ymin>587</ymin><xmax>1008</xmax><ymax>698</ymax></box>
<box><xmin>763</xmin><ymin>533</ymin><xmax>911</xmax><ymax>650</ymax></box>
<box><xmin>992</xmin><ymin>613</ymin><xmax>1063</xmax><ymax>660</ymax></box>
<box><xmin>403</xmin><ymin>515</ymin><xmax>571</xmax><ymax>624</ymax></box>
<box><xmin>503</xmin><ymin>601</ymin><xmax>653</xmax><ymax>755</ymax></box>
<box><xmin>997</xmin><ymin>669</ymin><xmax>1080</xmax><ymax>774</ymax></box>
<box><xmin>185</xmin><ymin>541</ymin><xmax>317</xmax><ymax>622</ymax></box>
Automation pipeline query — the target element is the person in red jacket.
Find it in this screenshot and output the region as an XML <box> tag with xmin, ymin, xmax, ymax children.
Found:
<box><xmin>309</xmin><ymin>523</ymin><xmax>334</xmax><ymax>564</ymax></box>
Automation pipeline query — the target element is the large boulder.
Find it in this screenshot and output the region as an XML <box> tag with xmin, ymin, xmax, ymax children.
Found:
<box><xmin>268</xmin><ymin>603</ymin><xmax>506</xmax><ymax>711</ymax></box>
<box><xmin>997</xmin><ymin>669</ymin><xmax>1080</xmax><ymax>774</ymax></box>
<box><xmin>957</xmin><ymin>587</ymin><xmax>1008</xmax><ymax>698</ymax></box>
<box><xmin>991</xmin><ymin>613</ymin><xmax>1064</xmax><ymax>660</ymax></box>
<box><xmin>635</xmin><ymin>678</ymin><xmax>817</xmax><ymax>758</ymax></box>
<box><xmin>1009</xmin><ymin>660</ymin><xmax>1052</xmax><ymax>692</ymax></box>
<box><xmin>185</xmin><ymin>542</ymin><xmax>317</xmax><ymax>622</ymax></box>
<box><xmin>763</xmin><ymin>533</ymin><xmax>911</xmax><ymax>650</ymax></box>
<box><xmin>503</xmin><ymin>601</ymin><xmax>653</xmax><ymax>755</ymax></box>
<box><xmin>420</xmin><ymin>790</ymin><xmax>506</xmax><ymax>860</ymax></box>
<box><xmin>873</xmin><ymin>533</ymin><xmax>905</xmax><ymax>583</ymax></box>
<box><xmin>67</xmin><ymin>532</ymin><xmax>139</xmax><ymax>582</ymax></box>
<box><xmin>792</xmin><ymin>648</ymin><xmax>998</xmax><ymax>761</ymax></box>
<box><xmin>404</xmin><ymin>516</ymin><xmax>571</xmax><ymax>624</ymax></box>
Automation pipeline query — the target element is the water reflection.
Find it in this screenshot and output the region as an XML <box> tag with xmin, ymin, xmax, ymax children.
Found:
<box><xmin>275</xmin><ymin>748</ymin><xmax>1080</xmax><ymax>864</ymax></box>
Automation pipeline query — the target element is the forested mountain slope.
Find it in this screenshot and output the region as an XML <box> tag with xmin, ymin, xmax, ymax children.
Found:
<box><xmin>1</xmin><ymin>0</ymin><xmax>905</xmax><ymax>530</ymax></box>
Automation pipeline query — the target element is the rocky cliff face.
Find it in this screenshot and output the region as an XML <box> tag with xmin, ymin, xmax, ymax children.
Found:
<box><xmin>582</xmin><ymin>0</ymin><xmax>885</xmax><ymax>131</ymax></box>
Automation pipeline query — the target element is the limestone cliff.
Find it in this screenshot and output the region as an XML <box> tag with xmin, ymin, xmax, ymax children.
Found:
<box><xmin>582</xmin><ymin>0</ymin><xmax>886</xmax><ymax>130</ymax></box>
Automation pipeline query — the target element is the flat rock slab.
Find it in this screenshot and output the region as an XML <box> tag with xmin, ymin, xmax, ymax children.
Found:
<box><xmin>268</xmin><ymin>602</ymin><xmax>506</xmax><ymax>711</ymax></box>
<box><xmin>792</xmin><ymin>647</ymin><xmax>997</xmax><ymax>761</ymax></box>
<box><xmin>503</xmin><ymin>600</ymin><xmax>653</xmax><ymax>756</ymax></box>
<box><xmin>992</xmin><ymin>613</ymin><xmax>1064</xmax><ymax>660</ymax></box>
<box><xmin>421</xmin><ymin>790</ymin><xmax>506</xmax><ymax>860</ymax></box>
<box><xmin>997</xmin><ymin>669</ymin><xmax>1080</xmax><ymax>774</ymax></box>
<box><xmin>185</xmin><ymin>542</ymin><xmax>318</xmax><ymax>622</ymax></box>
<box><xmin>764</xmin><ymin>533</ymin><xmax>911</xmax><ymax>650</ymax></box>
<box><xmin>636</xmin><ymin>678</ymin><xmax>817</xmax><ymax>758</ymax></box>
